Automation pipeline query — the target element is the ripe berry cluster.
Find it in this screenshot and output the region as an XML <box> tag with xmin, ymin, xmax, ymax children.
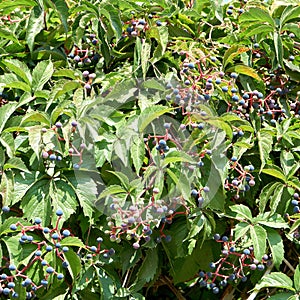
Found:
<box><xmin>0</xmin><ymin>209</ymin><xmax>112</xmax><ymax>299</ymax></box>
<box><xmin>124</xmin><ymin>13</ymin><xmax>163</xmax><ymax>38</ymax></box>
<box><xmin>106</xmin><ymin>188</ymin><xmax>187</xmax><ymax>249</ymax></box>
<box><xmin>225</xmin><ymin>157</ymin><xmax>255</xmax><ymax>199</ymax></box>
<box><xmin>197</xmin><ymin>234</ymin><xmax>271</xmax><ymax>294</ymax></box>
<box><xmin>165</xmin><ymin>44</ymin><xmax>296</xmax><ymax>128</ymax></box>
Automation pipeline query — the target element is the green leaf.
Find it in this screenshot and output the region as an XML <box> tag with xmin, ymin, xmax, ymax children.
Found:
<box><xmin>141</xmin><ymin>41</ymin><xmax>151</xmax><ymax>79</ymax></box>
<box><xmin>229</xmin><ymin>204</ymin><xmax>253</xmax><ymax>222</ymax></box>
<box><xmin>0</xmin><ymin>132</ymin><xmax>15</xmax><ymax>158</ymax></box>
<box><xmin>130</xmin><ymin>136</ymin><xmax>145</xmax><ymax>175</ymax></box>
<box><xmin>0</xmin><ymin>171</ymin><xmax>14</xmax><ymax>207</ymax></box>
<box><xmin>21</xmin><ymin>179</ymin><xmax>52</xmax><ymax>226</ymax></box>
<box><xmin>64</xmin><ymin>249</ymin><xmax>82</xmax><ymax>281</ymax></box>
<box><xmin>280</xmin><ymin>151</ymin><xmax>295</xmax><ymax>178</ymax></box>
<box><xmin>4</xmin><ymin>81</ymin><xmax>31</xmax><ymax>93</ymax></box>
<box><xmin>27</xmin><ymin>126</ymin><xmax>42</xmax><ymax>158</ymax></box>
<box><xmin>21</xmin><ymin>111</ymin><xmax>50</xmax><ymax>126</ymax></box>
<box><xmin>257</xmin><ymin>129</ymin><xmax>274</xmax><ymax>172</ymax></box>
<box><xmin>96</xmin><ymin>267</ymin><xmax>116</xmax><ymax>299</ymax></box>
<box><xmin>50</xmin><ymin>180</ymin><xmax>78</xmax><ymax>221</ymax></box>
<box><xmin>101</xmin><ymin>5</ymin><xmax>122</xmax><ymax>41</ymax></box>
<box><xmin>259</xmin><ymin>182</ymin><xmax>283</xmax><ymax>214</ymax></box>
<box><xmin>0</xmin><ymin>102</ymin><xmax>17</xmax><ymax>133</ymax></box>
<box><xmin>254</xmin><ymin>272</ymin><xmax>295</xmax><ymax>292</ymax></box>
<box><xmin>13</xmin><ymin>172</ymin><xmax>40</xmax><ymax>206</ymax></box>
<box><xmin>239</xmin><ymin>7</ymin><xmax>275</xmax><ymax>27</ymax></box>
<box><xmin>0</xmin><ymin>0</ymin><xmax>35</xmax><ymax>9</ymax></box>
<box><xmin>269</xmin><ymin>184</ymin><xmax>286</xmax><ymax>215</ymax></box>
<box><xmin>32</xmin><ymin>59</ymin><xmax>54</xmax><ymax>91</ymax></box>
<box><xmin>2</xmin><ymin>235</ymin><xmax>37</xmax><ymax>268</ymax></box>
<box><xmin>66</xmin><ymin>172</ymin><xmax>97</xmax><ymax>220</ymax></box>
<box><xmin>226</xmin><ymin>64</ymin><xmax>262</xmax><ymax>82</ymax></box>
<box><xmin>4</xmin><ymin>157</ymin><xmax>30</xmax><ymax>173</ymax></box>
<box><xmin>250</xmin><ymin>224</ymin><xmax>267</xmax><ymax>261</ymax></box>
<box><xmin>205</xmin><ymin>118</ymin><xmax>233</xmax><ymax>139</ymax></box>
<box><xmin>223</xmin><ymin>45</ymin><xmax>249</xmax><ymax>68</ymax></box>
<box><xmin>0</xmin><ymin>28</ymin><xmax>20</xmax><ymax>44</ymax></box>
<box><xmin>133</xmin><ymin>248</ymin><xmax>159</xmax><ymax>289</ymax></box>
<box><xmin>262</xmin><ymin>166</ymin><xmax>286</xmax><ymax>181</ymax></box>
<box><xmin>234</xmin><ymin>222</ymin><xmax>251</xmax><ymax>241</ymax></box>
<box><xmin>98</xmin><ymin>185</ymin><xmax>127</xmax><ymax>199</ymax></box>
<box><xmin>98</xmin><ymin>22</ymin><xmax>111</xmax><ymax>67</ymax></box>
<box><xmin>266</xmin><ymin>228</ymin><xmax>284</xmax><ymax>269</ymax></box>
<box><xmin>26</xmin><ymin>5</ymin><xmax>45</xmax><ymax>52</ymax></box>
<box><xmin>163</xmin><ymin>150</ymin><xmax>196</xmax><ymax>165</ymax></box>
<box><xmin>138</xmin><ymin>105</ymin><xmax>174</xmax><ymax>133</ymax></box>
<box><xmin>3</xmin><ymin>59</ymin><xmax>32</xmax><ymax>85</ymax></box>
<box><xmin>185</xmin><ymin>214</ymin><xmax>205</xmax><ymax>240</ymax></box>
<box><xmin>240</xmin><ymin>24</ymin><xmax>274</xmax><ymax>38</ymax></box>
<box><xmin>255</xmin><ymin>212</ymin><xmax>289</xmax><ymax>229</ymax></box>
<box><xmin>280</xmin><ymin>5</ymin><xmax>300</xmax><ymax>27</ymax></box>
<box><xmin>51</xmin><ymin>0</ymin><xmax>69</xmax><ymax>32</ymax></box>
<box><xmin>148</xmin><ymin>26</ymin><xmax>169</xmax><ymax>63</ymax></box>
<box><xmin>60</xmin><ymin>237</ymin><xmax>85</xmax><ymax>248</ymax></box>
<box><xmin>267</xmin><ymin>293</ymin><xmax>294</xmax><ymax>300</ymax></box>
<box><xmin>294</xmin><ymin>263</ymin><xmax>300</xmax><ymax>292</ymax></box>
<box><xmin>274</xmin><ymin>31</ymin><xmax>284</xmax><ymax>68</ymax></box>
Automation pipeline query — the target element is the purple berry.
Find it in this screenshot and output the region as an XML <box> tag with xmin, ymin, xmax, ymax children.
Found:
<box><xmin>82</xmin><ymin>71</ymin><xmax>89</xmax><ymax>77</ymax></box>
<box><xmin>133</xmin><ymin>242</ymin><xmax>140</xmax><ymax>249</ymax></box>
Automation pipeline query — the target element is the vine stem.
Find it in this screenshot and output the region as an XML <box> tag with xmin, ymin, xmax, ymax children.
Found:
<box><xmin>283</xmin><ymin>257</ymin><xmax>295</xmax><ymax>273</ymax></box>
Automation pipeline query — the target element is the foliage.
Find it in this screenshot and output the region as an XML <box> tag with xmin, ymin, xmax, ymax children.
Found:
<box><xmin>0</xmin><ymin>0</ymin><xmax>300</xmax><ymax>299</ymax></box>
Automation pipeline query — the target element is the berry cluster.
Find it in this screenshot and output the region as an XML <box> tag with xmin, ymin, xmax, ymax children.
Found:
<box><xmin>0</xmin><ymin>209</ymin><xmax>112</xmax><ymax>299</ymax></box>
<box><xmin>124</xmin><ymin>13</ymin><xmax>163</xmax><ymax>38</ymax></box>
<box><xmin>225</xmin><ymin>157</ymin><xmax>255</xmax><ymax>199</ymax></box>
<box><xmin>41</xmin><ymin>120</ymin><xmax>85</xmax><ymax>170</ymax></box>
<box><xmin>106</xmin><ymin>188</ymin><xmax>187</xmax><ymax>249</ymax></box>
<box><xmin>291</xmin><ymin>192</ymin><xmax>300</xmax><ymax>214</ymax></box>
<box><xmin>197</xmin><ymin>234</ymin><xmax>271</xmax><ymax>294</ymax></box>
<box><xmin>165</xmin><ymin>43</ymin><xmax>296</xmax><ymax>128</ymax></box>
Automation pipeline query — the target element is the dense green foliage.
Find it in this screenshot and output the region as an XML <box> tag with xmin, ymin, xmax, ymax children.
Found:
<box><xmin>0</xmin><ymin>0</ymin><xmax>300</xmax><ymax>299</ymax></box>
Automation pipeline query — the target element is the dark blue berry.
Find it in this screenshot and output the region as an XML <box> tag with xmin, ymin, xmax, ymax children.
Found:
<box><xmin>2</xmin><ymin>206</ymin><xmax>10</xmax><ymax>213</ymax></box>
<box><xmin>56</xmin><ymin>209</ymin><xmax>63</xmax><ymax>216</ymax></box>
